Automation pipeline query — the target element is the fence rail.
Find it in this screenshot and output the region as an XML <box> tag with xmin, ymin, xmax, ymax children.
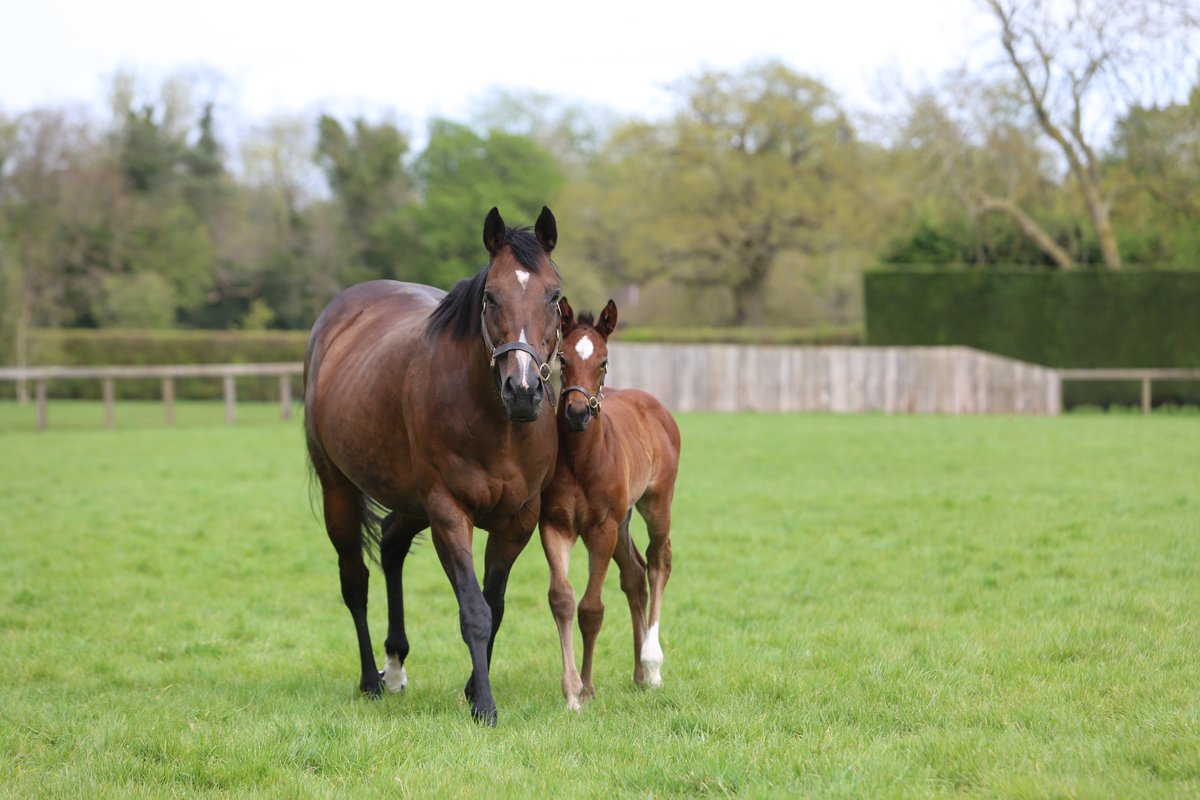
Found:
<box><xmin>3</xmin><ymin>350</ymin><xmax>1196</xmax><ymax>429</ymax></box>
<box><xmin>0</xmin><ymin>363</ymin><xmax>303</xmax><ymax>429</ymax></box>
<box><xmin>1058</xmin><ymin>368</ymin><xmax>1200</xmax><ymax>414</ymax></box>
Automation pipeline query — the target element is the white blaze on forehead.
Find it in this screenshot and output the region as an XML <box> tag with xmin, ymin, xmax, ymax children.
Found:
<box><xmin>515</xmin><ymin>269</ymin><xmax>531</xmax><ymax>292</ymax></box>
<box><xmin>574</xmin><ymin>335</ymin><xmax>595</xmax><ymax>361</ymax></box>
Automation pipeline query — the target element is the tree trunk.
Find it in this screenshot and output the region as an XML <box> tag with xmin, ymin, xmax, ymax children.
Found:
<box><xmin>978</xmin><ymin>196</ymin><xmax>1074</xmax><ymax>268</ymax></box>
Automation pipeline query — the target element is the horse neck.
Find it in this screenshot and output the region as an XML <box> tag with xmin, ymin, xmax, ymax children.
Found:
<box><xmin>557</xmin><ymin>408</ymin><xmax>609</xmax><ymax>471</ymax></box>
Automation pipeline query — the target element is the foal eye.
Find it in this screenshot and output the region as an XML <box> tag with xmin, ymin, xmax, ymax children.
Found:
<box><xmin>600</xmin><ymin>360</ymin><xmax>608</xmax><ymax>372</ymax></box>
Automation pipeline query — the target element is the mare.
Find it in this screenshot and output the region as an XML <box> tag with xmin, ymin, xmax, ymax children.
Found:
<box><xmin>539</xmin><ymin>298</ymin><xmax>681</xmax><ymax>710</ymax></box>
<box><xmin>304</xmin><ymin>207</ymin><xmax>563</xmax><ymax>725</ymax></box>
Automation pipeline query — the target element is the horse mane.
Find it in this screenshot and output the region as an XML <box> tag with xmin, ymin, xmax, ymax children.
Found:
<box><xmin>575</xmin><ymin>311</ymin><xmax>596</xmax><ymax>327</ymax></box>
<box><xmin>425</xmin><ymin>225</ymin><xmax>558</xmax><ymax>342</ymax></box>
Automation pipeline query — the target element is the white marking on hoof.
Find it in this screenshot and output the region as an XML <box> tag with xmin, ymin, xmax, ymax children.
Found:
<box><xmin>566</xmin><ymin>696</ymin><xmax>583</xmax><ymax>712</ymax></box>
<box><xmin>574</xmin><ymin>336</ymin><xmax>595</xmax><ymax>361</ymax></box>
<box><xmin>515</xmin><ymin>269</ymin><xmax>531</xmax><ymax>291</ymax></box>
<box><xmin>641</xmin><ymin>622</ymin><xmax>664</xmax><ymax>688</ymax></box>
<box><xmin>382</xmin><ymin>655</ymin><xmax>407</xmax><ymax>693</ymax></box>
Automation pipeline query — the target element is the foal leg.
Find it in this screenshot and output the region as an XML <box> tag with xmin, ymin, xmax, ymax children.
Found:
<box><xmin>541</xmin><ymin>520</ymin><xmax>583</xmax><ymax>709</ymax></box>
<box><xmin>320</xmin><ymin>476</ymin><xmax>381</xmax><ymax>696</ymax></box>
<box><xmin>578</xmin><ymin>519</ymin><xmax>618</xmax><ymax>701</ymax></box>
<box><xmin>426</xmin><ymin>495</ymin><xmax>497</xmax><ymax>725</ymax></box>
<box><xmin>611</xmin><ymin>508</ymin><xmax>649</xmax><ymax>685</ymax></box>
<box><xmin>379</xmin><ymin>513</ymin><xmax>429</xmax><ymax>693</ymax></box>
<box><xmin>638</xmin><ymin>495</ymin><xmax>674</xmax><ymax>688</ymax></box>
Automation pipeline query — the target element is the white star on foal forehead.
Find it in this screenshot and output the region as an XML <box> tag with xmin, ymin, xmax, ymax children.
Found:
<box><xmin>574</xmin><ymin>335</ymin><xmax>596</xmax><ymax>360</ymax></box>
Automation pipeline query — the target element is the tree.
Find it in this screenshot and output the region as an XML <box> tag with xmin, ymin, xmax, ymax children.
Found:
<box><xmin>984</xmin><ymin>0</ymin><xmax>1200</xmax><ymax>268</ymax></box>
<box><xmin>398</xmin><ymin>119</ymin><xmax>566</xmax><ymax>287</ymax></box>
<box><xmin>573</xmin><ymin>62</ymin><xmax>864</xmax><ymax>326</ymax></box>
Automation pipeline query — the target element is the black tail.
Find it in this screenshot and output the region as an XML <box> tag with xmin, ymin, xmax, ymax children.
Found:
<box><xmin>360</xmin><ymin>496</ymin><xmax>389</xmax><ymax>565</ymax></box>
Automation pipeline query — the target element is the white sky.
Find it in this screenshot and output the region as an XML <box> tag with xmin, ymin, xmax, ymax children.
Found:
<box><xmin>1</xmin><ymin>0</ymin><xmax>996</xmax><ymax>130</ymax></box>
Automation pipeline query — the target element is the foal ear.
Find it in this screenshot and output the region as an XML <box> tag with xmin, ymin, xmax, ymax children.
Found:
<box><xmin>558</xmin><ymin>296</ymin><xmax>575</xmax><ymax>332</ymax></box>
<box><xmin>596</xmin><ymin>298</ymin><xmax>618</xmax><ymax>339</ymax></box>
<box><xmin>534</xmin><ymin>206</ymin><xmax>557</xmax><ymax>253</ymax></box>
<box><xmin>483</xmin><ymin>207</ymin><xmax>506</xmax><ymax>256</ymax></box>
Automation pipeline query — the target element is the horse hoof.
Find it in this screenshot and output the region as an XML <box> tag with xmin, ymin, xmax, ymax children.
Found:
<box><xmin>471</xmin><ymin>704</ymin><xmax>498</xmax><ymax>727</ymax></box>
<box><xmin>360</xmin><ymin>676</ymin><xmax>384</xmax><ymax>697</ymax></box>
<box><xmin>381</xmin><ymin>660</ymin><xmax>408</xmax><ymax>693</ymax></box>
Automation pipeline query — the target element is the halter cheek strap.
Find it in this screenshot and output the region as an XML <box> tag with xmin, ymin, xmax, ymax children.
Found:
<box><xmin>479</xmin><ymin>304</ymin><xmax>559</xmax><ymax>384</ymax></box>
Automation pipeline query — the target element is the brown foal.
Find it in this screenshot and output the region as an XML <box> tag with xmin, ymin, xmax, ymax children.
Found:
<box><xmin>539</xmin><ymin>298</ymin><xmax>681</xmax><ymax>709</ymax></box>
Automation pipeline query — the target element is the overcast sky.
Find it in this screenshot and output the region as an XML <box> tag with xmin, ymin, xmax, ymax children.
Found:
<box><xmin>2</xmin><ymin>0</ymin><xmax>997</xmax><ymax>129</ymax></box>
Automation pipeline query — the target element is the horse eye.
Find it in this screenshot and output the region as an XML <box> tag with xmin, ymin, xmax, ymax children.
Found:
<box><xmin>600</xmin><ymin>360</ymin><xmax>608</xmax><ymax>372</ymax></box>
<box><xmin>483</xmin><ymin>292</ymin><xmax>497</xmax><ymax>309</ymax></box>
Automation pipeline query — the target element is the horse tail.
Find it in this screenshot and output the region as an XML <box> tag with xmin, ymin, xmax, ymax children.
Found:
<box><xmin>359</xmin><ymin>496</ymin><xmax>388</xmax><ymax>564</ymax></box>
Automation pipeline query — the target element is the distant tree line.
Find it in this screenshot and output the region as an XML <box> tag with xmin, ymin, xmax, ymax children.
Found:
<box><xmin>0</xmin><ymin>0</ymin><xmax>1196</xmax><ymax>365</ymax></box>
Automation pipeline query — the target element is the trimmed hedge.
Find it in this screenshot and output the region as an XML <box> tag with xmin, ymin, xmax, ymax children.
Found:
<box><xmin>15</xmin><ymin>329</ymin><xmax>309</xmax><ymax>400</ymax></box>
<box><xmin>864</xmin><ymin>270</ymin><xmax>1200</xmax><ymax>407</ymax></box>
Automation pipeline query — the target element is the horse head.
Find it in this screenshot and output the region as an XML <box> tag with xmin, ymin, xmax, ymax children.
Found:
<box><xmin>557</xmin><ymin>297</ymin><xmax>617</xmax><ymax>432</ymax></box>
<box><xmin>480</xmin><ymin>206</ymin><xmax>563</xmax><ymax>423</ymax></box>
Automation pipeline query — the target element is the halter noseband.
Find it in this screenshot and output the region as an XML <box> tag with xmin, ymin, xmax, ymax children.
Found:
<box><xmin>480</xmin><ymin>302</ymin><xmax>558</xmax><ymax>384</ymax></box>
<box><xmin>561</xmin><ymin>384</ymin><xmax>604</xmax><ymax>417</ymax></box>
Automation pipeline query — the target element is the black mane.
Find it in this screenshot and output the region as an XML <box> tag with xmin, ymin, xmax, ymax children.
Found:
<box><xmin>425</xmin><ymin>225</ymin><xmax>558</xmax><ymax>342</ymax></box>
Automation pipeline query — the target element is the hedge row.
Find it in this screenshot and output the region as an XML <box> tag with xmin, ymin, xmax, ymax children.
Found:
<box><xmin>15</xmin><ymin>329</ymin><xmax>310</xmax><ymax>401</ymax></box>
<box><xmin>864</xmin><ymin>270</ymin><xmax>1200</xmax><ymax>407</ymax></box>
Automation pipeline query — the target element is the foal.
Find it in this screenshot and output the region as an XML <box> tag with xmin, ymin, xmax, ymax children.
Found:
<box><xmin>539</xmin><ymin>298</ymin><xmax>681</xmax><ymax>710</ymax></box>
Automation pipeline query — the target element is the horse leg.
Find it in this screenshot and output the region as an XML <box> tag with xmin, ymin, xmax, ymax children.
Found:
<box><xmin>427</xmin><ymin>497</ymin><xmax>497</xmax><ymax>725</ymax></box>
<box><xmin>638</xmin><ymin>496</ymin><xmax>674</xmax><ymax>688</ymax></box>
<box><xmin>475</xmin><ymin>521</ymin><xmax>535</xmax><ymax>689</ymax></box>
<box><xmin>577</xmin><ymin>519</ymin><xmax>618</xmax><ymax>701</ymax></box>
<box><xmin>319</xmin><ymin>475</ymin><xmax>381</xmax><ymax>696</ymax></box>
<box><xmin>541</xmin><ymin>520</ymin><xmax>584</xmax><ymax>709</ymax></box>
<box><xmin>379</xmin><ymin>512</ymin><xmax>428</xmax><ymax>693</ymax></box>
<box><xmin>611</xmin><ymin>507</ymin><xmax>649</xmax><ymax>685</ymax></box>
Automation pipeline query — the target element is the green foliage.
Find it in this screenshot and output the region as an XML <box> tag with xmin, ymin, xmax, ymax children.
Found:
<box><xmin>400</xmin><ymin>120</ymin><xmax>566</xmax><ymax>287</ymax></box>
<box><xmin>18</xmin><ymin>328</ymin><xmax>308</xmax><ymax>399</ymax></box>
<box><xmin>96</xmin><ymin>272</ymin><xmax>176</xmax><ymax>329</ymax></box>
<box><xmin>865</xmin><ymin>270</ymin><xmax>1200</xmax><ymax>404</ymax></box>
<box><xmin>1</xmin><ymin>411</ymin><xmax>1198</xmax><ymax>796</ymax></box>
<box><xmin>616</xmin><ymin>324</ymin><xmax>862</xmax><ymax>345</ymax></box>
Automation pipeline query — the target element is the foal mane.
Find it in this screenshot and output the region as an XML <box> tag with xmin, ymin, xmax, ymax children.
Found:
<box><xmin>425</xmin><ymin>225</ymin><xmax>559</xmax><ymax>343</ymax></box>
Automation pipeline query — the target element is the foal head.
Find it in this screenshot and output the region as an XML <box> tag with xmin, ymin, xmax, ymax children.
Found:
<box><xmin>481</xmin><ymin>206</ymin><xmax>563</xmax><ymax>422</ymax></box>
<box><xmin>557</xmin><ymin>298</ymin><xmax>617</xmax><ymax>432</ymax></box>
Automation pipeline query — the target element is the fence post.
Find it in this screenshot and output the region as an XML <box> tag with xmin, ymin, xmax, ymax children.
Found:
<box><xmin>1142</xmin><ymin>377</ymin><xmax>1151</xmax><ymax>415</ymax></box>
<box><xmin>280</xmin><ymin>374</ymin><xmax>293</xmax><ymax>421</ymax></box>
<box><xmin>102</xmin><ymin>378</ymin><xmax>115</xmax><ymax>429</ymax></box>
<box><xmin>223</xmin><ymin>374</ymin><xmax>236</xmax><ymax>425</ymax></box>
<box><xmin>162</xmin><ymin>377</ymin><xmax>175</xmax><ymax>426</ymax></box>
<box><xmin>35</xmin><ymin>380</ymin><xmax>47</xmax><ymax>430</ymax></box>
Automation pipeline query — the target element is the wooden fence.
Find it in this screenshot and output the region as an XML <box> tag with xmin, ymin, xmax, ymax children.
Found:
<box><xmin>5</xmin><ymin>347</ymin><xmax>1198</xmax><ymax>429</ymax></box>
<box><xmin>606</xmin><ymin>344</ymin><xmax>1061</xmax><ymax>415</ymax></box>
<box><xmin>0</xmin><ymin>363</ymin><xmax>302</xmax><ymax>429</ymax></box>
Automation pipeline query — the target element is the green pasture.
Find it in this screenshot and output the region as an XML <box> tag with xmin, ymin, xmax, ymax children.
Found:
<box><xmin>0</xmin><ymin>402</ymin><xmax>1197</xmax><ymax>797</ymax></box>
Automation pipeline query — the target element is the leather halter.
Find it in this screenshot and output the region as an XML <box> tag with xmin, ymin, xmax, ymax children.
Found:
<box><xmin>560</xmin><ymin>383</ymin><xmax>604</xmax><ymax>417</ymax></box>
<box><xmin>479</xmin><ymin>302</ymin><xmax>557</xmax><ymax>385</ymax></box>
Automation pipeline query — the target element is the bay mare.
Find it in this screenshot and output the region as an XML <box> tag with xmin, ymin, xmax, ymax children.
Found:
<box><xmin>540</xmin><ymin>298</ymin><xmax>681</xmax><ymax>709</ymax></box>
<box><xmin>304</xmin><ymin>207</ymin><xmax>563</xmax><ymax>725</ymax></box>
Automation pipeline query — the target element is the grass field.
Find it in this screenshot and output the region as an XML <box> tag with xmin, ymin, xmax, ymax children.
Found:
<box><xmin>0</xmin><ymin>401</ymin><xmax>1197</xmax><ymax>797</ymax></box>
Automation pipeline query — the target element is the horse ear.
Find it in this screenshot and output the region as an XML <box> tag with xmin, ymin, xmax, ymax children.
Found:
<box><xmin>596</xmin><ymin>299</ymin><xmax>618</xmax><ymax>339</ymax></box>
<box><xmin>483</xmin><ymin>207</ymin><xmax>506</xmax><ymax>256</ymax></box>
<box><xmin>534</xmin><ymin>206</ymin><xmax>557</xmax><ymax>253</ymax></box>
<box><xmin>558</xmin><ymin>296</ymin><xmax>575</xmax><ymax>332</ymax></box>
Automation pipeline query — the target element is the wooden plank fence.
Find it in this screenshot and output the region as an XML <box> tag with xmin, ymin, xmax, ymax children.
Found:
<box><xmin>606</xmin><ymin>344</ymin><xmax>1061</xmax><ymax>415</ymax></box>
<box><xmin>4</xmin><ymin>348</ymin><xmax>1198</xmax><ymax>429</ymax></box>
